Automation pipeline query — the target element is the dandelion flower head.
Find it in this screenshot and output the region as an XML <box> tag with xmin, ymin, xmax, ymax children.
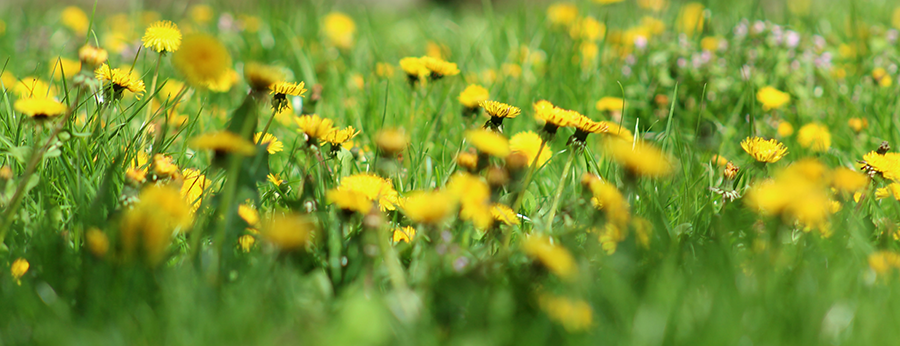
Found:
<box><xmin>142</xmin><ymin>20</ymin><xmax>182</xmax><ymax>53</ymax></box>
<box><xmin>741</xmin><ymin>137</ymin><xmax>788</xmax><ymax>163</ymax></box>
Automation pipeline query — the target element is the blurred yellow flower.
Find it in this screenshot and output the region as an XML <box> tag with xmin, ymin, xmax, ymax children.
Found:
<box><xmin>797</xmin><ymin>123</ymin><xmax>831</xmax><ymax>152</ymax></box>
<box><xmin>538</xmin><ymin>294</ymin><xmax>593</xmax><ymax>332</ymax></box>
<box><xmin>676</xmin><ymin>3</ymin><xmax>705</xmax><ymax>36</ymax></box>
<box><xmin>399</xmin><ymin>57</ymin><xmax>429</xmax><ymax>83</ymax></box>
<box><xmin>11</xmin><ymin>258</ymin><xmax>29</xmax><ymax>285</ymax></box>
<box><xmin>603</xmin><ymin>138</ymin><xmax>673</xmax><ymax>178</ymax></box>
<box><xmin>777</xmin><ymin>121</ymin><xmax>794</xmax><ymax>137</ymax></box>
<box><xmin>14</xmin><ymin>77</ymin><xmax>55</xmax><ymax>98</ymax></box>
<box><xmin>142</xmin><ymin>20</ymin><xmax>182</xmax><ymax>53</ymax></box>
<box><xmin>522</xmin><ymin>235</ymin><xmax>577</xmax><ymax>281</ymax></box>
<box><xmin>327</xmin><ymin>189</ymin><xmax>374</xmax><ymax>215</ymax></box>
<box><xmin>831</xmin><ymin>168</ymin><xmax>869</xmax><ymax>193</ymax></box>
<box><xmin>262</xmin><ymin>213</ymin><xmax>316</xmax><ymax>250</ymax></box>
<box><xmin>78</xmin><ymin>45</ymin><xmax>108</xmax><ymax>68</ymax></box>
<box><xmin>61</xmin><ymin>6</ymin><xmax>89</xmax><ymax>36</ymax></box>
<box><xmin>459</xmin><ymin>84</ymin><xmax>490</xmax><ymax>110</ymax></box>
<box><xmin>86</xmin><ymin>228</ymin><xmax>110</xmax><ymax>258</ymax></box>
<box><xmin>598</xmin><ymin>121</ymin><xmax>633</xmax><ymax>141</ymax></box>
<box><xmin>244</xmin><ymin>62</ymin><xmax>284</xmax><ymax>92</ymax></box>
<box><xmin>295</xmin><ymin>114</ymin><xmax>335</xmax><ymax>142</ymax></box>
<box><xmin>593</xmin><ymin>0</ymin><xmax>623</xmax><ymax>4</ymax></box>
<box><xmin>547</xmin><ymin>3</ymin><xmax>578</xmax><ymax>27</ymax></box>
<box><xmin>847</xmin><ymin>117</ymin><xmax>868</xmax><ymax>133</ymax></box>
<box><xmin>598</xmin><ymin>223</ymin><xmax>626</xmax><ymax>254</ymax></box>
<box><xmin>447</xmin><ymin>173</ymin><xmax>493</xmax><ymax>229</ymax></box>
<box><xmin>190</xmin><ymin>131</ymin><xmax>257</xmax><ymax>156</ymax></box>
<box><xmin>401</xmin><ymin>190</ymin><xmax>458</xmax><ymax>225</ymax></box>
<box><xmin>638</xmin><ymin>0</ymin><xmax>667</xmax><ymax>11</ymax></box>
<box><xmin>510</xmin><ymin>131</ymin><xmax>551</xmax><ymax>167</ymax></box>
<box><xmin>323</xmin><ymin>12</ymin><xmax>356</xmax><ymax>49</ymax></box>
<box><xmin>569</xmin><ymin>16</ymin><xmax>605</xmax><ymax>41</ymax></box>
<box><xmin>238</xmin><ymin>203</ymin><xmax>260</xmax><ymax>228</ymax></box>
<box><xmin>375</xmin><ymin>128</ymin><xmax>410</xmax><ymax>155</ymax></box>
<box><xmin>189</xmin><ymin>4</ymin><xmax>214</xmax><ymax>24</ymax></box>
<box><xmin>121</xmin><ymin>186</ymin><xmax>194</xmax><ymax>265</ymax></box>
<box><xmin>757</xmin><ymin>86</ymin><xmax>791</xmax><ymax>111</ymax></box>
<box><xmin>14</xmin><ymin>97</ymin><xmax>66</xmax><ymax>120</ymax></box>
<box><xmin>322</xmin><ymin>126</ymin><xmax>360</xmax><ymax>146</ymax></box>
<box><xmin>584</xmin><ymin>174</ymin><xmax>630</xmax><ymax>227</ymax></box>
<box><xmin>181</xmin><ymin>168</ymin><xmax>211</xmax><ymax>211</ymax></box>
<box><xmin>173</xmin><ymin>34</ymin><xmax>233</xmax><ymax>89</ymax></box>
<box><xmin>741</xmin><ymin>137</ymin><xmax>788</xmax><ymax>163</ymax></box>
<box><xmin>869</xmin><ymin>251</ymin><xmax>900</xmax><ymax>275</ymax></box>
<box><xmin>491</xmin><ymin>203</ymin><xmax>520</xmax><ymax>226</ymax></box>
<box><xmin>421</xmin><ymin>56</ymin><xmax>460</xmax><ymax>79</ymax></box>
<box><xmin>595</xmin><ymin>97</ymin><xmax>625</xmax><ymax>113</ymax></box>
<box><xmin>50</xmin><ymin>58</ymin><xmax>81</xmax><ymax>80</ymax></box>
<box><xmin>466</xmin><ymin>129</ymin><xmax>511</xmax><ymax>158</ymax></box>
<box><xmin>336</xmin><ymin>173</ymin><xmax>400</xmax><ymax>211</ymax></box>
<box><xmin>876</xmin><ymin>183</ymin><xmax>900</xmax><ymax>201</ymax></box>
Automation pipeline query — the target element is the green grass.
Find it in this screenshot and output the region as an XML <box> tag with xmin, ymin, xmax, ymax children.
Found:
<box><xmin>2</xmin><ymin>0</ymin><xmax>900</xmax><ymax>345</ymax></box>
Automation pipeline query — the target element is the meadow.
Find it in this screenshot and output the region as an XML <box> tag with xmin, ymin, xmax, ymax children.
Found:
<box><xmin>2</xmin><ymin>0</ymin><xmax>900</xmax><ymax>344</ymax></box>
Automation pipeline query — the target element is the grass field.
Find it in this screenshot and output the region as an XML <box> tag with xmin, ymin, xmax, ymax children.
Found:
<box><xmin>3</xmin><ymin>0</ymin><xmax>900</xmax><ymax>345</ymax></box>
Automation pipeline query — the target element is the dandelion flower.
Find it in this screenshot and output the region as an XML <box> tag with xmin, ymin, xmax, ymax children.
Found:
<box><xmin>757</xmin><ymin>86</ymin><xmax>791</xmax><ymax>111</ymax></box>
<box><xmin>95</xmin><ymin>64</ymin><xmax>146</xmax><ymax>99</ymax></box>
<box><xmin>335</xmin><ymin>173</ymin><xmax>400</xmax><ymax>211</ymax></box>
<box><xmin>181</xmin><ymin>168</ymin><xmax>211</xmax><ymax>211</ymax></box>
<box><xmin>401</xmin><ymin>190</ymin><xmax>458</xmax><ymax>225</ymax></box>
<box><xmin>522</xmin><ymin>235</ymin><xmax>577</xmax><ymax>281</ymax></box>
<box><xmin>254</xmin><ymin>132</ymin><xmax>284</xmax><ymax>154</ymax></box>
<box><xmin>61</xmin><ymin>6</ymin><xmax>89</xmax><ymax>36</ymax></box>
<box><xmin>142</xmin><ymin>20</ymin><xmax>182</xmax><ymax>53</ymax></box>
<box><xmin>447</xmin><ymin>173</ymin><xmax>493</xmax><ymax>229</ymax></box>
<box><xmin>861</xmin><ymin>151</ymin><xmax>900</xmax><ymax>181</ymax></box>
<box><xmin>189</xmin><ymin>131</ymin><xmax>257</xmax><ymax>156</ymax></box>
<box><xmin>584</xmin><ymin>174</ymin><xmax>630</xmax><ymax>227</ymax></box>
<box><xmin>49</xmin><ymin>57</ymin><xmax>81</xmax><ymax>80</ymax></box>
<box><xmin>86</xmin><ymin>228</ymin><xmax>110</xmax><ymax>258</ymax></box>
<box><xmin>327</xmin><ymin>189</ymin><xmax>374</xmax><ymax>215</ymax></box>
<box><xmin>78</xmin><ymin>45</ymin><xmax>108</xmax><ymax>67</ymax></box>
<box><xmin>267</xmin><ymin>173</ymin><xmax>284</xmax><ymax>186</ymax></box>
<box><xmin>270</xmin><ymin>81</ymin><xmax>307</xmax><ymax>112</ymax></box>
<box><xmin>572</xmin><ymin>114</ymin><xmax>609</xmax><ymax>143</ymax></box>
<box><xmin>420</xmin><ymin>56</ymin><xmax>460</xmax><ymax>79</ymax></box>
<box><xmin>375</xmin><ymin>128</ymin><xmax>410</xmax><ymax>156</ymax></box>
<box><xmin>538</xmin><ymin>294</ymin><xmax>593</xmax><ymax>332</ymax></box>
<box><xmin>399</xmin><ymin>57</ymin><xmax>429</xmax><ymax>84</ymax></box>
<box><xmin>547</xmin><ymin>3</ymin><xmax>578</xmax><ymax>27</ymax></box>
<box><xmin>459</xmin><ymin>84</ymin><xmax>490</xmax><ymax>111</ymax></box>
<box><xmin>797</xmin><ymin>123</ymin><xmax>831</xmax><ymax>152</ymax></box>
<box><xmin>14</xmin><ymin>97</ymin><xmax>66</xmax><ymax>120</ymax></box>
<box><xmin>456</xmin><ymin>151</ymin><xmax>479</xmax><ymax>172</ymax></box>
<box><xmin>121</xmin><ymin>186</ymin><xmax>194</xmax><ymax>264</ymax></box>
<box><xmin>322</xmin><ymin>126</ymin><xmax>360</xmax><ymax>146</ymax></box>
<box><xmin>848</xmin><ymin>117</ymin><xmax>868</xmax><ymax>133</ymax></box>
<box><xmin>777</xmin><ymin>121</ymin><xmax>794</xmax><ymax>137</ymax></box>
<box><xmin>876</xmin><ymin>183</ymin><xmax>900</xmax><ymax>201</ymax></box>
<box><xmin>295</xmin><ymin>114</ymin><xmax>335</xmax><ymax>143</ymax></box>
<box><xmin>244</xmin><ymin>62</ymin><xmax>284</xmax><ymax>92</ymax></box>
<box><xmin>534</xmin><ymin>100</ymin><xmax>578</xmax><ymax>135</ymax></box>
<box><xmin>510</xmin><ymin>131</ymin><xmax>551</xmax><ymax>167</ymax></box>
<box><xmin>323</xmin><ymin>12</ymin><xmax>356</xmax><ymax>49</ymax></box>
<box><xmin>152</xmin><ymin>154</ymin><xmax>178</xmax><ymax>178</ymax></box>
<box><xmin>13</xmin><ymin>77</ymin><xmax>55</xmax><ymax>98</ymax></box>
<box><xmin>466</xmin><ymin>129</ymin><xmax>510</xmax><ymax>158</ymax></box>
<box><xmin>173</xmin><ymin>34</ymin><xmax>232</xmax><ymax>89</ymax></box>
<box><xmin>10</xmin><ymin>258</ymin><xmax>28</xmax><ymax>285</ymax></box>
<box><xmin>868</xmin><ymin>251</ymin><xmax>900</xmax><ymax>275</ymax></box>
<box><xmin>189</xmin><ymin>4</ymin><xmax>214</xmax><ymax>24</ymax></box>
<box><xmin>741</xmin><ymin>137</ymin><xmax>788</xmax><ymax>163</ymax></box>
<box><xmin>491</xmin><ymin>203</ymin><xmax>520</xmax><ymax>226</ymax></box>
<box><xmin>393</xmin><ymin>226</ymin><xmax>417</xmax><ymax>243</ymax></box>
<box><xmin>481</xmin><ymin>100</ymin><xmax>520</xmax><ymax>130</ymax></box>
<box><xmin>603</xmin><ymin>138</ymin><xmax>673</xmax><ymax>178</ymax></box>
<box><xmin>569</xmin><ymin>16</ymin><xmax>605</xmax><ymax>41</ymax></box>
<box><xmin>676</xmin><ymin>2</ymin><xmax>705</xmax><ymax>36</ymax></box>
<box><xmin>262</xmin><ymin>213</ymin><xmax>315</xmax><ymax>250</ymax></box>
<box><xmin>597</xmin><ymin>223</ymin><xmax>626</xmax><ymax>254</ymax></box>
<box><xmin>595</xmin><ymin>97</ymin><xmax>625</xmax><ymax>112</ymax></box>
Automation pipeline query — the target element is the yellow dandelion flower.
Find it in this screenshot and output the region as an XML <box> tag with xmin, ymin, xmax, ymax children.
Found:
<box><xmin>876</xmin><ymin>183</ymin><xmax>900</xmax><ymax>201</ymax></box>
<box><xmin>375</xmin><ymin>128</ymin><xmax>410</xmax><ymax>156</ymax></box>
<box><xmin>376</xmin><ymin>62</ymin><xmax>395</xmax><ymax>78</ymax></box>
<box><xmin>142</xmin><ymin>20</ymin><xmax>182</xmax><ymax>53</ymax></box>
<box><xmin>420</xmin><ymin>56</ymin><xmax>460</xmax><ymax>79</ymax></box>
<box><xmin>49</xmin><ymin>57</ymin><xmax>81</xmax><ymax>80</ymax></box>
<box><xmin>597</xmin><ymin>121</ymin><xmax>633</xmax><ymax>141</ymax></box>
<box><xmin>598</xmin><ymin>223</ymin><xmax>626</xmax><ymax>254</ymax></box>
<box><xmin>327</xmin><ymin>189</ymin><xmax>374</xmax><ymax>215</ymax></box>
<box><xmin>491</xmin><ymin>203</ymin><xmax>520</xmax><ymax>226</ymax></box>
<box><xmin>595</xmin><ymin>97</ymin><xmax>625</xmax><ymax>112</ymax></box>
<box><xmin>602</xmin><ymin>138</ymin><xmax>673</xmax><ymax>178</ymax></box>
<box><xmin>869</xmin><ymin>251</ymin><xmax>900</xmax><ymax>275</ymax></box>
<box><xmin>61</xmin><ymin>6</ymin><xmax>89</xmax><ymax>36</ymax></box>
<box><xmin>510</xmin><ymin>131</ymin><xmax>551</xmax><ymax>167</ymax></box>
<box><xmin>173</xmin><ymin>34</ymin><xmax>233</xmax><ymax>89</ymax></box>
<box><xmin>189</xmin><ymin>131</ymin><xmax>257</xmax><ymax>156</ymax></box>
<box><xmin>638</xmin><ymin>0</ymin><xmax>667</xmax><ymax>11</ymax></box>
<box><xmin>121</xmin><ymin>186</ymin><xmax>194</xmax><ymax>265</ymax></box>
<box><xmin>189</xmin><ymin>4</ymin><xmax>214</xmax><ymax>24</ymax></box>
<box><xmin>181</xmin><ymin>168</ymin><xmax>211</xmax><ymax>211</ymax></box>
<box><xmin>573</xmin><ymin>114</ymin><xmax>609</xmax><ymax>137</ymax></box>
<box><xmin>86</xmin><ymin>228</ymin><xmax>110</xmax><ymax>258</ymax></box>
<box><xmin>744</xmin><ymin>179</ymin><xmax>793</xmax><ymax>215</ymax></box>
<box><xmin>393</xmin><ymin>226</ymin><xmax>417</xmax><ymax>243</ymax></box>
<box><xmin>238</xmin><ymin>203</ymin><xmax>260</xmax><ymax>227</ymax></box>
<box><xmin>777</xmin><ymin>121</ymin><xmax>794</xmax><ymax>137</ymax></box>
<box><xmin>402</xmin><ymin>190</ymin><xmax>458</xmax><ymax>225</ymax></box>
<box><xmin>538</xmin><ymin>294</ymin><xmax>593</xmax><ymax>332</ymax></box>
<box><xmin>534</xmin><ymin>100</ymin><xmax>578</xmax><ymax>133</ymax></box>
<box><xmin>522</xmin><ymin>235</ymin><xmax>577</xmax><ymax>281</ymax></box>
<box><xmin>584</xmin><ymin>174</ymin><xmax>630</xmax><ymax>227</ymax></box>
<box><xmin>262</xmin><ymin>213</ymin><xmax>316</xmax><ymax>250</ymax></box>
<box><xmin>336</xmin><ymin>173</ymin><xmax>400</xmax><ymax>211</ymax></box>
<box><xmin>741</xmin><ymin>137</ymin><xmax>788</xmax><ymax>163</ymax></box>
<box><xmin>757</xmin><ymin>86</ymin><xmax>791</xmax><ymax>111</ymax></box>
<box><xmin>456</xmin><ymin>151</ymin><xmax>479</xmax><ymax>171</ymax></box>
<box><xmin>323</xmin><ymin>12</ymin><xmax>356</xmax><ymax>49</ymax></box>
<box><xmin>14</xmin><ymin>97</ymin><xmax>66</xmax><ymax>120</ymax></box>
<box><xmin>270</xmin><ymin>81</ymin><xmax>307</xmax><ymax>112</ymax></box>
<box><xmin>399</xmin><ymin>57</ymin><xmax>429</xmax><ymax>83</ymax></box>
<box><xmin>95</xmin><ymin>64</ymin><xmax>146</xmax><ymax>99</ymax></box>
<box><xmin>466</xmin><ymin>129</ymin><xmax>511</xmax><ymax>158</ymax></box>
<box><xmin>862</xmin><ymin>151</ymin><xmax>900</xmax><ymax>181</ymax></box>
<box><xmin>10</xmin><ymin>258</ymin><xmax>28</xmax><ymax>285</ymax></box>
<box><xmin>78</xmin><ymin>45</ymin><xmax>108</xmax><ymax>67</ymax></box>
<box><xmin>207</xmin><ymin>69</ymin><xmax>239</xmax><ymax>92</ymax></box>
<box><xmin>267</xmin><ymin>173</ymin><xmax>284</xmax><ymax>186</ymax></box>
<box><xmin>848</xmin><ymin>117</ymin><xmax>868</xmax><ymax>133</ymax></box>
<box><xmin>152</xmin><ymin>154</ymin><xmax>178</xmax><ymax>178</ymax></box>
<box><xmin>676</xmin><ymin>3</ymin><xmax>705</xmax><ymax>36</ymax></box>
<box><xmin>459</xmin><ymin>84</ymin><xmax>490</xmax><ymax>109</ymax></box>
<box><xmin>244</xmin><ymin>62</ymin><xmax>284</xmax><ymax>92</ymax></box>
<box><xmin>632</xmin><ymin>217</ymin><xmax>652</xmax><ymax>248</ymax></box>
<box><xmin>295</xmin><ymin>114</ymin><xmax>335</xmax><ymax>142</ymax></box>
<box><xmin>254</xmin><ymin>132</ymin><xmax>284</xmax><ymax>154</ymax></box>
<box><xmin>480</xmin><ymin>100</ymin><xmax>521</xmax><ymax>119</ymax></box>
<box><xmin>569</xmin><ymin>16</ymin><xmax>605</xmax><ymax>41</ymax></box>
<box><xmin>239</xmin><ymin>234</ymin><xmax>256</xmax><ymax>252</ymax></box>
<box><xmin>322</xmin><ymin>126</ymin><xmax>360</xmax><ymax>146</ymax></box>
<box><xmin>547</xmin><ymin>3</ymin><xmax>578</xmax><ymax>27</ymax></box>
<box><xmin>797</xmin><ymin>123</ymin><xmax>831</xmax><ymax>152</ymax></box>
<box><xmin>447</xmin><ymin>173</ymin><xmax>493</xmax><ymax>229</ymax></box>
<box><xmin>13</xmin><ymin>77</ymin><xmax>55</xmax><ymax>98</ymax></box>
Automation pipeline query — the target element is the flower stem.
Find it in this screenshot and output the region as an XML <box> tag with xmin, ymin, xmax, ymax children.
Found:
<box><xmin>545</xmin><ymin>146</ymin><xmax>578</xmax><ymax>234</ymax></box>
<box><xmin>144</xmin><ymin>53</ymin><xmax>162</xmax><ymax>121</ymax></box>
<box><xmin>378</xmin><ymin>225</ymin><xmax>409</xmax><ymax>291</ymax></box>
<box><xmin>329</xmin><ymin>223</ymin><xmax>345</xmax><ymax>284</ymax></box>
<box><xmin>511</xmin><ymin>140</ymin><xmax>547</xmax><ymax>211</ymax></box>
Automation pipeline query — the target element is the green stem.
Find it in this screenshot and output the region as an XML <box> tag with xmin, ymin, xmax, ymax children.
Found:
<box><xmin>144</xmin><ymin>53</ymin><xmax>162</xmax><ymax>121</ymax></box>
<box><xmin>511</xmin><ymin>140</ymin><xmax>547</xmax><ymax>211</ymax></box>
<box><xmin>257</xmin><ymin>108</ymin><xmax>278</xmax><ymax>146</ymax></box>
<box><xmin>329</xmin><ymin>223</ymin><xmax>344</xmax><ymax>285</ymax></box>
<box><xmin>378</xmin><ymin>225</ymin><xmax>409</xmax><ymax>291</ymax></box>
<box><xmin>545</xmin><ymin>146</ymin><xmax>578</xmax><ymax>234</ymax></box>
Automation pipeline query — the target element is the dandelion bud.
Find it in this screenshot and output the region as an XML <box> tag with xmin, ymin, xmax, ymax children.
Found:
<box><xmin>456</xmin><ymin>151</ymin><xmax>479</xmax><ymax>172</ymax></box>
<box><xmin>724</xmin><ymin>162</ymin><xmax>739</xmax><ymax>180</ymax></box>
